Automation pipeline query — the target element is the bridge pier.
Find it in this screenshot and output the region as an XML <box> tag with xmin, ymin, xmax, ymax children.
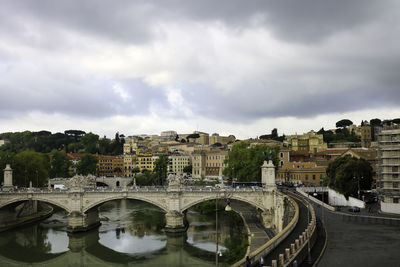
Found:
<box><xmin>67</xmin><ymin>209</ymin><xmax>101</xmax><ymax>233</ymax></box>
<box><xmin>164</xmin><ymin>211</ymin><xmax>187</xmax><ymax>233</ymax></box>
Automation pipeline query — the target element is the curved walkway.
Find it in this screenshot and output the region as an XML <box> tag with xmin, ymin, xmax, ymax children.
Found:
<box><xmin>230</xmin><ymin>200</ymin><xmax>274</xmax><ymax>253</ymax></box>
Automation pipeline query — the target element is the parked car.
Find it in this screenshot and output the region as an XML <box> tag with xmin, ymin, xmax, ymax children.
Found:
<box><xmin>348</xmin><ymin>206</ymin><xmax>361</xmax><ymax>212</ymax></box>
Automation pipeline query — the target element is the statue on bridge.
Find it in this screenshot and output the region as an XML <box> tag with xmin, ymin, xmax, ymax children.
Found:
<box><xmin>263</xmin><ymin>150</ymin><xmax>273</xmax><ymax>162</ymax></box>
<box><xmin>68</xmin><ymin>174</ymin><xmax>96</xmax><ymax>189</ymax></box>
<box><xmin>167</xmin><ymin>173</ymin><xmax>183</xmax><ymax>190</ymax></box>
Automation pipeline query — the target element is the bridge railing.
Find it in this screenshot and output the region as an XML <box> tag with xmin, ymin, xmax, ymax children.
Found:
<box><xmin>0</xmin><ymin>185</ymin><xmax>266</xmax><ymax>194</ymax></box>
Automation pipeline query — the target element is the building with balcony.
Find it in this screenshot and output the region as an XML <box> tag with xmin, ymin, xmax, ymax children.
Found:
<box><xmin>377</xmin><ymin>126</ymin><xmax>400</xmax><ymax>214</ymax></box>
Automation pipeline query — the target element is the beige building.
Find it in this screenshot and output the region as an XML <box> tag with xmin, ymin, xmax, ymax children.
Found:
<box><xmin>277</xmin><ymin>161</ymin><xmax>326</xmax><ymax>185</ymax></box>
<box><xmin>192</xmin><ymin>149</ymin><xmax>228</xmax><ymax>179</ymax></box>
<box><xmin>361</xmin><ymin>125</ymin><xmax>372</xmax><ymax>148</ymax></box>
<box><xmin>168</xmin><ymin>155</ymin><xmax>191</xmax><ymax>174</ymax></box>
<box><xmin>123</xmin><ymin>154</ymin><xmax>137</xmax><ymax>177</ymax></box>
<box><xmin>188</xmin><ymin>131</ymin><xmax>210</xmax><ymax>145</ymax></box>
<box><xmin>123</xmin><ymin>137</ymin><xmax>138</xmax><ymax>155</ymax></box>
<box><xmin>377</xmin><ymin>126</ymin><xmax>400</xmax><ymax>214</ymax></box>
<box><xmin>348</xmin><ymin>124</ymin><xmax>362</xmax><ymax>136</ymax></box>
<box><xmin>287</xmin><ymin>131</ymin><xmax>327</xmax><ymax>153</ymax></box>
<box><xmin>209</xmin><ymin>133</ymin><xmax>236</xmax><ymax>145</ymax></box>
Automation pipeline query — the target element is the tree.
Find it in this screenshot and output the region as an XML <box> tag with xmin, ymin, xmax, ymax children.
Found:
<box><xmin>336</xmin><ymin>119</ymin><xmax>353</xmax><ymax>128</ymax></box>
<box><xmin>186</xmin><ymin>133</ymin><xmax>200</xmax><ymax>142</ymax></box>
<box><xmin>183</xmin><ymin>164</ymin><xmax>192</xmax><ymax>174</ymax></box>
<box><xmin>223</xmin><ymin>142</ymin><xmax>280</xmax><ymax>182</ymax></box>
<box><xmin>153</xmin><ymin>155</ymin><xmax>169</xmax><ymax>185</ymax></box>
<box><xmin>326</xmin><ymin>155</ymin><xmax>373</xmax><ymax>198</ymax></box>
<box><xmin>64</xmin><ymin>130</ymin><xmax>86</xmax><ymax>141</ymax></box>
<box><xmin>370</xmin><ymin>118</ymin><xmax>382</xmax><ymax>126</ymax></box>
<box><xmin>81</xmin><ymin>132</ymin><xmax>99</xmax><ymax>154</ymax></box>
<box><xmin>135</xmin><ymin>170</ymin><xmax>156</xmax><ymax>186</ymax></box>
<box><xmin>132</xmin><ymin>167</ymin><xmax>140</xmax><ymax>174</ymax></box>
<box><xmin>49</xmin><ymin>150</ymin><xmax>70</xmax><ymax>178</ymax></box>
<box><xmin>392</xmin><ymin>118</ymin><xmax>400</xmax><ymax>125</ymax></box>
<box><xmin>11</xmin><ymin>150</ymin><xmax>50</xmax><ymax>187</ymax></box>
<box><xmin>76</xmin><ymin>154</ymin><xmax>98</xmax><ymax>175</ymax></box>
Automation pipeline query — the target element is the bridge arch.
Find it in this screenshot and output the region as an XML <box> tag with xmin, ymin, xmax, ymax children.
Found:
<box><xmin>83</xmin><ymin>196</ymin><xmax>168</xmax><ymax>214</ymax></box>
<box><xmin>181</xmin><ymin>194</ymin><xmax>267</xmax><ymax>213</ymax></box>
<box><xmin>0</xmin><ymin>197</ymin><xmax>72</xmax><ymax>214</ymax></box>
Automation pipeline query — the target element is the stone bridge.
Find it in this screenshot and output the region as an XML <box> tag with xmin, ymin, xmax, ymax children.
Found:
<box><xmin>1</xmin><ymin>160</ymin><xmax>286</xmax><ymax>233</ymax></box>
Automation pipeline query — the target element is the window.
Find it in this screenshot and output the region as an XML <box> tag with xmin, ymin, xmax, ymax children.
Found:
<box><xmin>313</xmin><ymin>175</ymin><xmax>316</xmax><ymax>180</ymax></box>
<box><xmin>394</xmin><ymin>174</ymin><xmax>399</xmax><ymax>179</ymax></box>
<box><xmin>305</xmin><ymin>175</ymin><xmax>309</xmax><ymax>180</ymax></box>
<box><xmin>280</xmin><ymin>152</ymin><xmax>284</xmax><ymax>158</ymax></box>
<box><xmin>393</xmin><ymin>182</ymin><xmax>399</xmax><ymax>188</ymax></box>
<box><xmin>393</xmin><ymin>166</ymin><xmax>399</xmax><ymax>173</ymax></box>
<box><xmin>394</xmin><ymin>198</ymin><xmax>399</xmax><ymax>204</ymax></box>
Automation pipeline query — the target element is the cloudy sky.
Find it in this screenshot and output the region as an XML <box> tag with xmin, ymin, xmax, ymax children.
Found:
<box><xmin>1</xmin><ymin>0</ymin><xmax>399</xmax><ymax>139</ymax></box>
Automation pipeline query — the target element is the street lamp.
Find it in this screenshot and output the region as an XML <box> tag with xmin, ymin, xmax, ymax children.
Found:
<box><xmin>216</xmin><ymin>196</ymin><xmax>231</xmax><ymax>267</ymax></box>
<box><xmin>353</xmin><ymin>174</ymin><xmax>364</xmax><ymax>199</ymax></box>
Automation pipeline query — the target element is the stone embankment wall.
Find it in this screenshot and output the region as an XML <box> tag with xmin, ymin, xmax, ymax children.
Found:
<box><xmin>0</xmin><ymin>202</ymin><xmax>53</xmax><ymax>232</ymax></box>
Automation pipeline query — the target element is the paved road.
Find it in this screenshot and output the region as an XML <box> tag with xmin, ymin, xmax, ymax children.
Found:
<box><xmin>312</xmin><ymin>201</ymin><xmax>400</xmax><ymax>267</ymax></box>
<box><xmin>263</xmin><ymin>197</ymin><xmax>310</xmax><ymax>266</ymax></box>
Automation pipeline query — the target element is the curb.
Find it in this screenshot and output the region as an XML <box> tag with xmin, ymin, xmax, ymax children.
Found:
<box><xmin>312</xmin><ymin>218</ymin><xmax>328</xmax><ymax>267</ymax></box>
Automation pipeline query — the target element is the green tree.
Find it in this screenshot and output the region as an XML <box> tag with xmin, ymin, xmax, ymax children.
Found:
<box><xmin>153</xmin><ymin>154</ymin><xmax>169</xmax><ymax>185</ymax></box>
<box><xmin>49</xmin><ymin>150</ymin><xmax>70</xmax><ymax>178</ymax></box>
<box><xmin>326</xmin><ymin>155</ymin><xmax>373</xmax><ymax>198</ymax></box>
<box><xmin>370</xmin><ymin>118</ymin><xmax>382</xmax><ymax>126</ymax></box>
<box><xmin>336</xmin><ymin>119</ymin><xmax>353</xmax><ymax>128</ymax></box>
<box><xmin>223</xmin><ymin>142</ymin><xmax>280</xmax><ymax>182</ymax></box>
<box><xmin>135</xmin><ymin>170</ymin><xmax>156</xmax><ymax>186</ymax></box>
<box><xmin>76</xmin><ymin>154</ymin><xmax>98</xmax><ymax>175</ymax></box>
<box><xmin>11</xmin><ymin>150</ymin><xmax>50</xmax><ymax>187</ymax></box>
<box><xmin>81</xmin><ymin>132</ymin><xmax>99</xmax><ymax>154</ymax></box>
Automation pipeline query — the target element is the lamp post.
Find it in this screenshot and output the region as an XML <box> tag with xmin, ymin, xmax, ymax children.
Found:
<box><xmin>216</xmin><ymin>195</ymin><xmax>231</xmax><ymax>267</ymax></box>
<box><xmin>353</xmin><ymin>173</ymin><xmax>364</xmax><ymax>199</ymax></box>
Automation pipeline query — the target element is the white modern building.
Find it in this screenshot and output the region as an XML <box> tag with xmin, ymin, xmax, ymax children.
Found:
<box><xmin>377</xmin><ymin>126</ymin><xmax>400</xmax><ymax>214</ymax></box>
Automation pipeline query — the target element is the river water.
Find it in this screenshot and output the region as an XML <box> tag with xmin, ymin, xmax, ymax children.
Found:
<box><xmin>0</xmin><ymin>200</ymin><xmax>248</xmax><ymax>266</ymax></box>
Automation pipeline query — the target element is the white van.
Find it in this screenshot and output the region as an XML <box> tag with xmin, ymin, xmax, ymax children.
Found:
<box><xmin>54</xmin><ymin>184</ymin><xmax>68</xmax><ymax>190</ymax></box>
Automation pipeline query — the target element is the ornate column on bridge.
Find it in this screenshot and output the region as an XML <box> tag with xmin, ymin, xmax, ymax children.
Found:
<box><xmin>2</xmin><ymin>164</ymin><xmax>13</xmax><ymax>192</ymax></box>
<box><xmin>261</xmin><ymin>152</ymin><xmax>276</xmax><ymax>190</ymax></box>
<box><xmin>67</xmin><ymin>175</ymin><xmax>100</xmax><ymax>233</ymax></box>
<box><xmin>260</xmin><ymin>153</ymin><xmax>278</xmax><ymax>229</ymax></box>
<box><xmin>164</xmin><ymin>173</ymin><xmax>187</xmax><ymax>233</ymax></box>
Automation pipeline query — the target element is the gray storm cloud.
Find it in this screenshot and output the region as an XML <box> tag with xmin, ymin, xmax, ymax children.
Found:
<box><xmin>0</xmin><ymin>0</ymin><xmax>399</xmax><ymax>122</ymax></box>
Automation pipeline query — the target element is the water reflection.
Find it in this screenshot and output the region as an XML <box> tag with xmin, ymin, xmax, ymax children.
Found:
<box><xmin>0</xmin><ymin>199</ymin><xmax>246</xmax><ymax>266</ymax></box>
